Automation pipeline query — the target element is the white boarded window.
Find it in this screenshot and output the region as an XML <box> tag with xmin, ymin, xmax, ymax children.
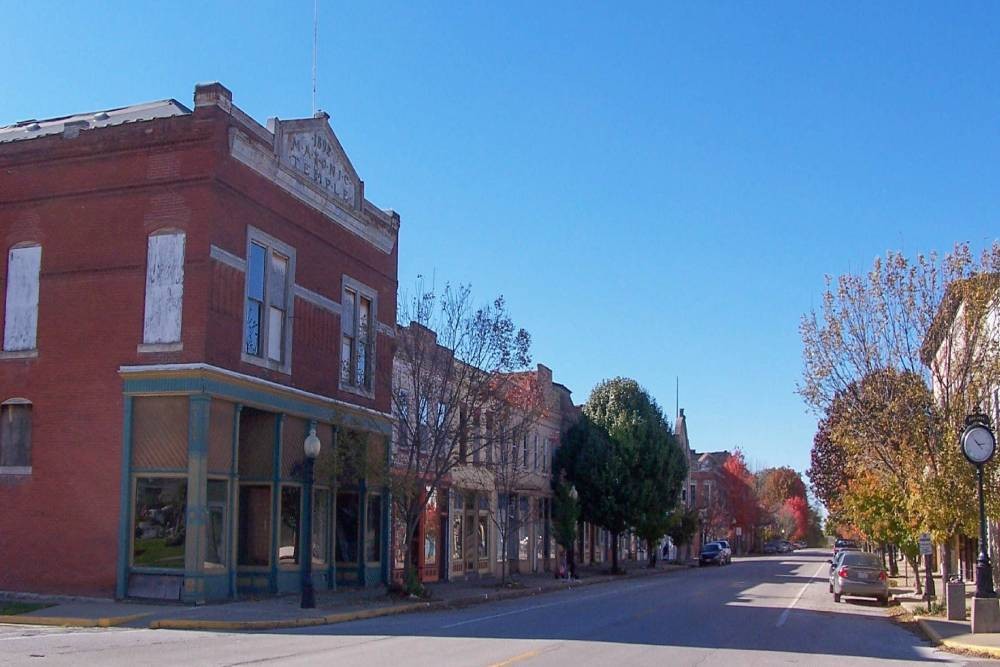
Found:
<box><xmin>142</xmin><ymin>232</ymin><xmax>185</xmax><ymax>344</ymax></box>
<box><xmin>3</xmin><ymin>245</ymin><xmax>42</xmax><ymax>352</ymax></box>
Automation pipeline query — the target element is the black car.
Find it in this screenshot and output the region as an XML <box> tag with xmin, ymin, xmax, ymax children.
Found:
<box><xmin>699</xmin><ymin>542</ymin><xmax>725</xmax><ymax>566</ymax></box>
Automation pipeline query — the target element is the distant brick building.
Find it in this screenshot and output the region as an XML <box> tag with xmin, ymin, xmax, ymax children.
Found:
<box><xmin>0</xmin><ymin>83</ymin><xmax>400</xmax><ymax>602</ymax></box>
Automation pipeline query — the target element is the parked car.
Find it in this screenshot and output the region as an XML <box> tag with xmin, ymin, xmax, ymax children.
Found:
<box><xmin>762</xmin><ymin>541</ymin><xmax>780</xmax><ymax>554</ymax></box>
<box><xmin>699</xmin><ymin>542</ymin><xmax>726</xmax><ymax>566</ymax></box>
<box><xmin>828</xmin><ymin>550</ymin><xmax>849</xmax><ymax>592</ymax></box>
<box><xmin>716</xmin><ymin>540</ymin><xmax>733</xmax><ymax>564</ymax></box>
<box><xmin>832</xmin><ymin>551</ymin><xmax>889</xmax><ymax>605</ymax></box>
<box><xmin>833</xmin><ymin>538</ymin><xmax>860</xmax><ymax>557</ymax></box>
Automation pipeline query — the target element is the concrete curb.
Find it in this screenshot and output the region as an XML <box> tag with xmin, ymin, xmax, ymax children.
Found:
<box><xmin>914</xmin><ymin>617</ymin><xmax>1000</xmax><ymax>659</ymax></box>
<box><xmin>0</xmin><ymin>612</ymin><xmax>150</xmax><ymax>628</ymax></box>
<box><xmin>150</xmin><ymin>566</ymin><xmax>679</xmax><ymax>632</ymax></box>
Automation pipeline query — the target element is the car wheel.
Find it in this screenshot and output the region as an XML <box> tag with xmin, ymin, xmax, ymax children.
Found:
<box><xmin>829</xmin><ymin>583</ymin><xmax>833</xmax><ymax>593</ymax></box>
<box><xmin>879</xmin><ymin>595</ymin><xmax>889</xmax><ymax>607</ymax></box>
<box><xmin>834</xmin><ymin>592</ymin><xmax>841</xmax><ymax>603</ymax></box>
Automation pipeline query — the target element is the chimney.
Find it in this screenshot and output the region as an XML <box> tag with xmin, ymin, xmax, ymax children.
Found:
<box><xmin>194</xmin><ymin>82</ymin><xmax>233</xmax><ymax>112</ymax></box>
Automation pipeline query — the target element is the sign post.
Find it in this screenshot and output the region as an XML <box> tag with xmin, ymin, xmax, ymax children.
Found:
<box><xmin>919</xmin><ymin>533</ymin><xmax>935</xmax><ymax>602</ymax></box>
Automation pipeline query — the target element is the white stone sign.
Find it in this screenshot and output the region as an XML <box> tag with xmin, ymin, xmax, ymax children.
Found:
<box><xmin>280</xmin><ymin>130</ymin><xmax>356</xmax><ymax>207</ymax></box>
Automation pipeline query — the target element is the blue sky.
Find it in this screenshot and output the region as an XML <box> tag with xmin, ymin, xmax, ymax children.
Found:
<box><xmin>3</xmin><ymin>2</ymin><xmax>998</xmax><ymax>478</ymax></box>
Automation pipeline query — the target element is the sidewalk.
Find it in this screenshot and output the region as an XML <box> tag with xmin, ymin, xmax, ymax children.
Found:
<box><xmin>0</xmin><ymin>561</ymin><xmax>689</xmax><ymax>632</ymax></box>
<box><xmin>894</xmin><ymin>582</ymin><xmax>1000</xmax><ymax>659</ymax></box>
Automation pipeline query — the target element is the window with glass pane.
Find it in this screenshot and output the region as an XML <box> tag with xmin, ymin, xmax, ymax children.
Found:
<box><xmin>365</xmin><ymin>495</ymin><xmax>382</xmax><ymax>562</ymax></box>
<box><xmin>341</xmin><ymin>290</ymin><xmax>355</xmax><ymax>383</ymax></box>
<box><xmin>133</xmin><ymin>477</ymin><xmax>187</xmax><ymax>569</ymax></box>
<box><xmin>0</xmin><ymin>403</ymin><xmax>31</xmax><ymax>469</ymax></box>
<box><xmin>452</xmin><ymin>514</ymin><xmax>463</xmax><ymax>560</ymax></box>
<box><xmin>267</xmin><ymin>253</ymin><xmax>288</xmax><ymax>362</ymax></box>
<box><xmin>336</xmin><ymin>492</ymin><xmax>359</xmax><ymax>563</ymax></box>
<box><xmin>279</xmin><ymin>486</ymin><xmax>301</xmax><ymax>565</ymax></box>
<box><xmin>244</xmin><ymin>243</ymin><xmax>266</xmax><ymax>356</ymax></box>
<box><xmin>478</xmin><ymin>515</ymin><xmax>489</xmax><ymax>561</ymax></box>
<box><xmin>313</xmin><ymin>489</ymin><xmax>329</xmax><ymax>564</ymax></box>
<box><xmin>356</xmin><ymin>296</ymin><xmax>371</xmax><ymax>387</ymax></box>
<box><xmin>238</xmin><ymin>485</ymin><xmax>271</xmax><ymax>566</ymax></box>
<box><xmin>206</xmin><ymin>480</ymin><xmax>227</xmax><ymax>568</ymax></box>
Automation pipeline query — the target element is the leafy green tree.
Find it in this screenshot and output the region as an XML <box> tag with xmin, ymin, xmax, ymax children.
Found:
<box><xmin>665</xmin><ymin>507</ymin><xmax>700</xmax><ymax>562</ymax></box>
<box><xmin>583</xmin><ymin>377</ymin><xmax>687</xmax><ymax>573</ymax></box>
<box><xmin>551</xmin><ymin>478</ymin><xmax>580</xmax><ymax>578</ymax></box>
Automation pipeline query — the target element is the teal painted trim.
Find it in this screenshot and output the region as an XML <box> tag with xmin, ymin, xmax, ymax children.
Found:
<box><xmin>203</xmin><ymin>573</ymin><xmax>230</xmax><ymax>600</ymax></box>
<box><xmin>358</xmin><ymin>479</ymin><xmax>367</xmax><ymax>586</ymax></box>
<box><xmin>115</xmin><ymin>396</ymin><xmax>134</xmax><ymax>600</ymax></box>
<box><xmin>130</xmin><ymin>567</ymin><xmax>186</xmax><ymax>575</ymax></box>
<box><xmin>329</xmin><ymin>426</ymin><xmax>339</xmax><ymax>592</ymax></box>
<box><xmin>229</xmin><ymin>404</ymin><xmax>242</xmax><ymax>599</ymax></box>
<box><xmin>381</xmin><ymin>435</ymin><xmax>391</xmax><ymax>585</ymax></box>
<box><xmin>131</xmin><ymin>467</ymin><xmax>188</xmax><ymax>474</ymax></box>
<box><xmin>183</xmin><ymin>394</ymin><xmax>211</xmax><ymax>604</ymax></box>
<box><xmin>269</xmin><ymin>414</ymin><xmax>284</xmax><ymax>595</ymax></box>
<box><xmin>121</xmin><ymin>374</ymin><xmax>393</xmax><ymax>436</ymax></box>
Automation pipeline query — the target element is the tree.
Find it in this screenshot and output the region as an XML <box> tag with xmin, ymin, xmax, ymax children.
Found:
<box><xmin>390</xmin><ymin>283</ymin><xmax>534</xmax><ymax>592</ymax></box>
<box><xmin>799</xmin><ymin>242</ymin><xmax>1000</xmax><ymax>587</ymax></box>
<box><xmin>807</xmin><ymin>415</ymin><xmax>849</xmax><ymax>519</ymax></box>
<box><xmin>758</xmin><ymin>467</ymin><xmax>807</xmax><ymax>513</ymax></box>
<box><xmin>553</xmin><ymin>414</ymin><xmax>626</xmax><ymax>572</ymax></box>
<box><xmin>581</xmin><ymin>378</ymin><xmax>687</xmax><ymax>573</ymax></box>
<box><xmin>719</xmin><ymin>449</ymin><xmax>761</xmax><ymax>553</ymax></box>
<box><xmin>665</xmin><ymin>507</ymin><xmax>699</xmax><ymax>562</ymax></box>
<box><xmin>551</xmin><ymin>478</ymin><xmax>580</xmax><ymax>578</ymax></box>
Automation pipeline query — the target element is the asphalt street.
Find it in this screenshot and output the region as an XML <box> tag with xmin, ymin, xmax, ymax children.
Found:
<box><xmin>0</xmin><ymin>549</ymin><xmax>993</xmax><ymax>666</ymax></box>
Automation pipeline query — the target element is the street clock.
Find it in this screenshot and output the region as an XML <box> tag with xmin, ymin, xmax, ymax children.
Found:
<box><xmin>962</xmin><ymin>423</ymin><xmax>997</xmax><ymax>465</ymax></box>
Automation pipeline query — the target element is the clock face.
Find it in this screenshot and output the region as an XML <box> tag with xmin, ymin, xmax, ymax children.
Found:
<box><xmin>962</xmin><ymin>425</ymin><xmax>997</xmax><ymax>464</ymax></box>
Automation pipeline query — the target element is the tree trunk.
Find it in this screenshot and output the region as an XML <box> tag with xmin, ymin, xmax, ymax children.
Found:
<box><xmin>568</xmin><ymin>543</ymin><xmax>576</xmax><ymax>579</ymax></box>
<box><xmin>889</xmin><ymin>544</ymin><xmax>899</xmax><ymax>576</ymax></box>
<box><xmin>941</xmin><ymin>538</ymin><xmax>954</xmax><ymax>595</ymax></box>
<box><xmin>648</xmin><ymin>538</ymin><xmax>657</xmax><ymax>568</ymax></box>
<box><xmin>907</xmin><ymin>554</ymin><xmax>922</xmax><ymax>595</ymax></box>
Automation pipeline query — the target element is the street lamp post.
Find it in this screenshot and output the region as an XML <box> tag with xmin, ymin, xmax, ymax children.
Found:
<box><xmin>301</xmin><ymin>426</ymin><xmax>322</xmax><ymax>609</ymax></box>
<box><xmin>961</xmin><ymin>411</ymin><xmax>999</xmax><ymax>633</ymax></box>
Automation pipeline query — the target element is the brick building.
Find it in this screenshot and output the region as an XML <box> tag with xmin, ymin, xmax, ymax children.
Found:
<box><xmin>0</xmin><ymin>83</ymin><xmax>400</xmax><ymax>602</ymax></box>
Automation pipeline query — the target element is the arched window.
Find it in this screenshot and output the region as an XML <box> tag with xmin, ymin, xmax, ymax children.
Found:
<box><xmin>0</xmin><ymin>398</ymin><xmax>32</xmax><ymax>474</ymax></box>
<box><xmin>142</xmin><ymin>229</ymin><xmax>185</xmax><ymax>347</ymax></box>
<box><xmin>3</xmin><ymin>243</ymin><xmax>42</xmax><ymax>353</ymax></box>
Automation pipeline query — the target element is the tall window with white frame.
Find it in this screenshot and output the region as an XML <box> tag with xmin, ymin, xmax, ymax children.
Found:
<box><xmin>3</xmin><ymin>244</ymin><xmax>42</xmax><ymax>354</ymax></box>
<box><xmin>340</xmin><ymin>285</ymin><xmax>374</xmax><ymax>391</ymax></box>
<box><xmin>243</xmin><ymin>235</ymin><xmax>292</xmax><ymax>370</ymax></box>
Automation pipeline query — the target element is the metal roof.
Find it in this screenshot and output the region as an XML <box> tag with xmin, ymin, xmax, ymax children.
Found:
<box><xmin>0</xmin><ymin>99</ymin><xmax>191</xmax><ymax>144</ymax></box>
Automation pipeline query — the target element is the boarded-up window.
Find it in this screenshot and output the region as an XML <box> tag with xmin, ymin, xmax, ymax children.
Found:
<box><xmin>142</xmin><ymin>232</ymin><xmax>185</xmax><ymax>344</ymax></box>
<box><xmin>0</xmin><ymin>402</ymin><xmax>31</xmax><ymax>470</ymax></box>
<box><xmin>3</xmin><ymin>245</ymin><xmax>41</xmax><ymax>352</ymax></box>
<box><xmin>132</xmin><ymin>397</ymin><xmax>188</xmax><ymax>470</ymax></box>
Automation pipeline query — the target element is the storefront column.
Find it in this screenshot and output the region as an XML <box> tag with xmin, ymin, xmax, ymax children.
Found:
<box><xmin>268</xmin><ymin>414</ymin><xmax>284</xmax><ymax>595</ymax></box>
<box><xmin>115</xmin><ymin>396</ymin><xmax>134</xmax><ymax>599</ymax></box>
<box><xmin>182</xmin><ymin>394</ymin><xmax>211</xmax><ymax>604</ymax></box>
<box><xmin>228</xmin><ymin>404</ymin><xmax>243</xmax><ymax>599</ymax></box>
<box><xmin>358</xmin><ymin>478</ymin><xmax>368</xmax><ymax>586</ymax></box>
<box><xmin>381</xmin><ymin>434</ymin><xmax>392</xmax><ymax>585</ymax></box>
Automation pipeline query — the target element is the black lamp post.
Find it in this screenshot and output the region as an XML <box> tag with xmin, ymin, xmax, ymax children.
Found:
<box><xmin>301</xmin><ymin>426</ymin><xmax>322</xmax><ymax>609</ymax></box>
<box><xmin>961</xmin><ymin>411</ymin><xmax>997</xmax><ymax>599</ymax></box>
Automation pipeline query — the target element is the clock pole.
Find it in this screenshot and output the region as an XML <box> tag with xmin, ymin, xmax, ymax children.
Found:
<box><xmin>975</xmin><ymin>457</ymin><xmax>995</xmax><ymax>599</ymax></box>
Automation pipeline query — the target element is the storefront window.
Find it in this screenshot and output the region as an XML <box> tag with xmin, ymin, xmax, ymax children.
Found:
<box><xmin>279</xmin><ymin>486</ymin><xmax>301</xmax><ymax>565</ymax></box>
<box><xmin>206</xmin><ymin>479</ymin><xmax>227</xmax><ymax>568</ymax></box>
<box><xmin>133</xmin><ymin>477</ymin><xmax>187</xmax><ymax>569</ymax></box>
<box><xmin>365</xmin><ymin>494</ymin><xmax>382</xmax><ymax>563</ymax></box>
<box><xmin>238</xmin><ymin>485</ymin><xmax>271</xmax><ymax>566</ymax></box>
<box><xmin>478</xmin><ymin>515</ymin><xmax>488</xmax><ymax>561</ymax></box>
<box><xmin>424</xmin><ymin>518</ymin><xmax>438</xmax><ymax>565</ymax></box>
<box><xmin>452</xmin><ymin>514</ymin><xmax>463</xmax><ymax>561</ymax></box>
<box><xmin>313</xmin><ymin>488</ymin><xmax>329</xmax><ymax>564</ymax></box>
<box><xmin>336</xmin><ymin>492</ymin><xmax>359</xmax><ymax>563</ymax></box>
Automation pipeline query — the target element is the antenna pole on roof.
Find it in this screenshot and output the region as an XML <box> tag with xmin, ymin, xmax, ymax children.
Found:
<box><xmin>312</xmin><ymin>0</ymin><xmax>319</xmax><ymax>115</ymax></box>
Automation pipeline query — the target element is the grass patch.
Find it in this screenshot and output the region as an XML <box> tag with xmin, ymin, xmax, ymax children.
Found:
<box><xmin>0</xmin><ymin>601</ymin><xmax>52</xmax><ymax>615</ymax></box>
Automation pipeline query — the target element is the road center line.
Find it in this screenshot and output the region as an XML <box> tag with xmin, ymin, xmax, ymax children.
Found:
<box><xmin>776</xmin><ymin>563</ymin><xmax>826</xmax><ymax>628</ymax></box>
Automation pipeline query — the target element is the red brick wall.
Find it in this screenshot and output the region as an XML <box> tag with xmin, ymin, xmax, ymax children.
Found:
<box><xmin>0</xmin><ymin>105</ymin><xmax>398</xmax><ymax>595</ymax></box>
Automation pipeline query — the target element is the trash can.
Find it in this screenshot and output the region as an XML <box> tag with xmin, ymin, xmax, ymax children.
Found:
<box><xmin>946</xmin><ymin>578</ymin><xmax>966</xmax><ymax>621</ymax></box>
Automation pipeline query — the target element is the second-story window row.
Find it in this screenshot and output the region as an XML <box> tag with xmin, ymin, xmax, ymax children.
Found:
<box><xmin>245</xmin><ymin>240</ymin><xmax>290</xmax><ymax>364</ymax></box>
